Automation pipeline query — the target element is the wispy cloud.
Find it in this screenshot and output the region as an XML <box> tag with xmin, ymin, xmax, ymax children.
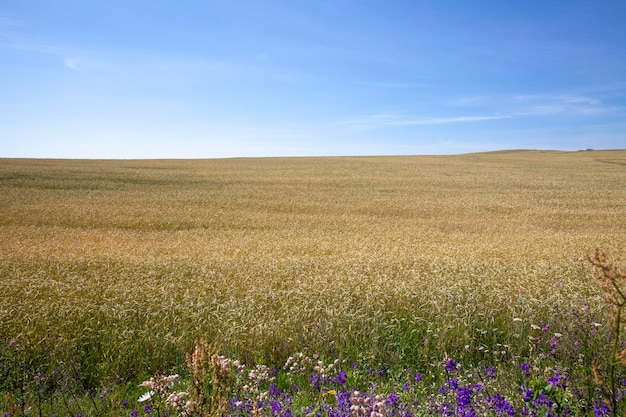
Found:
<box><xmin>0</xmin><ymin>17</ymin><xmax>83</xmax><ymax>70</ymax></box>
<box><xmin>0</xmin><ymin>15</ymin><xmax>21</xmax><ymax>30</ymax></box>
<box><xmin>451</xmin><ymin>92</ymin><xmax>621</xmax><ymax>116</ymax></box>
<box><xmin>361</xmin><ymin>81</ymin><xmax>431</xmax><ymax>89</ymax></box>
<box><xmin>512</xmin><ymin>94</ymin><xmax>611</xmax><ymax>115</ymax></box>
<box><xmin>0</xmin><ymin>15</ymin><xmax>23</xmax><ymax>43</ymax></box>
<box><xmin>63</xmin><ymin>57</ymin><xmax>81</xmax><ymax>71</ymax></box>
<box><xmin>338</xmin><ymin>113</ymin><xmax>510</xmax><ymax>130</ymax></box>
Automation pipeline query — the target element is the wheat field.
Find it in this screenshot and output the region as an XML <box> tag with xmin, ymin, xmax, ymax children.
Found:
<box><xmin>1</xmin><ymin>150</ymin><xmax>625</xmax><ymax>385</ymax></box>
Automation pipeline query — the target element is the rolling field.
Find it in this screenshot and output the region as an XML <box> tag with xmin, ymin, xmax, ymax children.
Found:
<box><xmin>1</xmin><ymin>150</ymin><xmax>626</xmax><ymax>414</ymax></box>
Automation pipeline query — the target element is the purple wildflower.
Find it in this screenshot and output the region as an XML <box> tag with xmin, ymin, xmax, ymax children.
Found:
<box><xmin>483</xmin><ymin>366</ymin><xmax>497</xmax><ymax>379</ymax></box>
<box><xmin>414</xmin><ymin>372</ymin><xmax>422</xmax><ymax>382</ymax></box>
<box><xmin>548</xmin><ymin>371</ymin><xmax>567</xmax><ymax>389</ymax></box>
<box><xmin>593</xmin><ymin>401</ymin><xmax>610</xmax><ymax>416</ymax></box>
<box><xmin>337</xmin><ymin>371</ymin><xmax>348</xmax><ymax>386</ymax></box>
<box><xmin>456</xmin><ymin>385</ymin><xmax>474</xmax><ymax>412</ymax></box>
<box><xmin>520</xmin><ymin>363</ymin><xmax>531</xmax><ymax>378</ymax></box>
<box><xmin>448</xmin><ymin>378</ymin><xmax>459</xmax><ymax>391</ymax></box>
<box><xmin>489</xmin><ymin>393</ymin><xmax>515</xmax><ymax>416</ymax></box>
<box><xmin>445</xmin><ymin>359</ymin><xmax>458</xmax><ymax>372</ymax></box>
<box><xmin>270</xmin><ymin>383</ymin><xmax>281</xmax><ymax>397</ymax></box>
<box><xmin>534</xmin><ymin>392</ymin><xmax>552</xmax><ymax>408</ymax></box>
<box><xmin>310</xmin><ymin>374</ymin><xmax>322</xmax><ymax>391</ymax></box>
<box><xmin>270</xmin><ymin>399</ymin><xmax>283</xmax><ymax>415</ymax></box>
<box><xmin>337</xmin><ymin>390</ymin><xmax>351</xmax><ymax>409</ymax></box>
<box><xmin>386</xmin><ymin>392</ymin><xmax>399</xmax><ymax>407</ymax></box>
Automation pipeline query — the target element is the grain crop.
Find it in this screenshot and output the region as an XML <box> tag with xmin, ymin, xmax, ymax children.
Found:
<box><xmin>1</xmin><ymin>150</ymin><xmax>625</xmax><ymax>386</ymax></box>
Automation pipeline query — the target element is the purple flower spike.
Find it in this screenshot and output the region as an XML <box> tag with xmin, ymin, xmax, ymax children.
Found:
<box><xmin>445</xmin><ymin>359</ymin><xmax>458</xmax><ymax>372</ymax></box>
<box><xmin>483</xmin><ymin>366</ymin><xmax>497</xmax><ymax>379</ymax></box>
<box><xmin>337</xmin><ymin>371</ymin><xmax>348</xmax><ymax>385</ymax></box>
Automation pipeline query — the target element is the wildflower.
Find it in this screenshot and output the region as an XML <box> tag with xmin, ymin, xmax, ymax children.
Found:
<box><xmin>593</xmin><ymin>401</ymin><xmax>610</xmax><ymax>416</ymax></box>
<box><xmin>548</xmin><ymin>371</ymin><xmax>567</xmax><ymax>389</ymax></box>
<box><xmin>513</xmin><ymin>317</ymin><xmax>523</xmax><ymax>322</ymax></box>
<box><xmin>520</xmin><ymin>363</ymin><xmax>531</xmax><ymax>378</ymax></box>
<box><xmin>414</xmin><ymin>372</ymin><xmax>422</xmax><ymax>382</ymax></box>
<box><xmin>448</xmin><ymin>378</ymin><xmax>459</xmax><ymax>390</ymax></box>
<box><xmin>534</xmin><ymin>391</ymin><xmax>552</xmax><ymax>408</ymax></box>
<box><xmin>322</xmin><ymin>389</ymin><xmax>336</xmax><ymax>398</ymax></box>
<box><xmin>309</xmin><ymin>374</ymin><xmax>322</xmax><ymax>391</ymax></box>
<box><xmin>166</xmin><ymin>392</ymin><xmax>189</xmax><ymax>411</ymax></box>
<box><xmin>386</xmin><ymin>392</ymin><xmax>399</xmax><ymax>407</ymax></box>
<box><xmin>445</xmin><ymin>359</ymin><xmax>458</xmax><ymax>372</ymax></box>
<box><xmin>483</xmin><ymin>366</ymin><xmax>497</xmax><ymax>379</ymax></box>
<box><xmin>489</xmin><ymin>393</ymin><xmax>515</xmax><ymax>416</ymax></box>
<box><xmin>337</xmin><ymin>370</ymin><xmax>348</xmax><ymax>385</ymax></box>
<box><xmin>138</xmin><ymin>390</ymin><xmax>154</xmax><ymax>402</ymax></box>
<box><xmin>530</xmin><ymin>324</ymin><xmax>541</xmax><ymax>330</ymax></box>
<box><xmin>456</xmin><ymin>385</ymin><xmax>474</xmax><ymax>410</ymax></box>
<box><xmin>269</xmin><ymin>383</ymin><xmax>281</xmax><ymax>397</ymax></box>
<box><xmin>162</xmin><ymin>374</ymin><xmax>179</xmax><ymax>389</ymax></box>
<box><xmin>121</xmin><ymin>400</ymin><xmax>129</xmax><ymax>408</ymax></box>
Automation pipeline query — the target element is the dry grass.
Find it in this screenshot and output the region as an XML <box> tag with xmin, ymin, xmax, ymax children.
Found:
<box><xmin>1</xmin><ymin>150</ymin><xmax>625</xmax><ymax>381</ymax></box>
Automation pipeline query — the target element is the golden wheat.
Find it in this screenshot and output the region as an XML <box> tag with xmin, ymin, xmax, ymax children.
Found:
<box><xmin>1</xmin><ymin>150</ymin><xmax>625</xmax><ymax>378</ymax></box>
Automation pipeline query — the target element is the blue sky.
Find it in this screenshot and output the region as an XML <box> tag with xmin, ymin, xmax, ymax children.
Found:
<box><xmin>1</xmin><ymin>1</ymin><xmax>625</xmax><ymax>158</ymax></box>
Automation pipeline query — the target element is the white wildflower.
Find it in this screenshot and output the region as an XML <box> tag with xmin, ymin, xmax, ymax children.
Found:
<box><xmin>138</xmin><ymin>390</ymin><xmax>154</xmax><ymax>402</ymax></box>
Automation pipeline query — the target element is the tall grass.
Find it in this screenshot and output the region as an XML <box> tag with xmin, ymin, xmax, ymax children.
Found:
<box><xmin>1</xmin><ymin>150</ymin><xmax>625</xmax><ymax>412</ymax></box>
